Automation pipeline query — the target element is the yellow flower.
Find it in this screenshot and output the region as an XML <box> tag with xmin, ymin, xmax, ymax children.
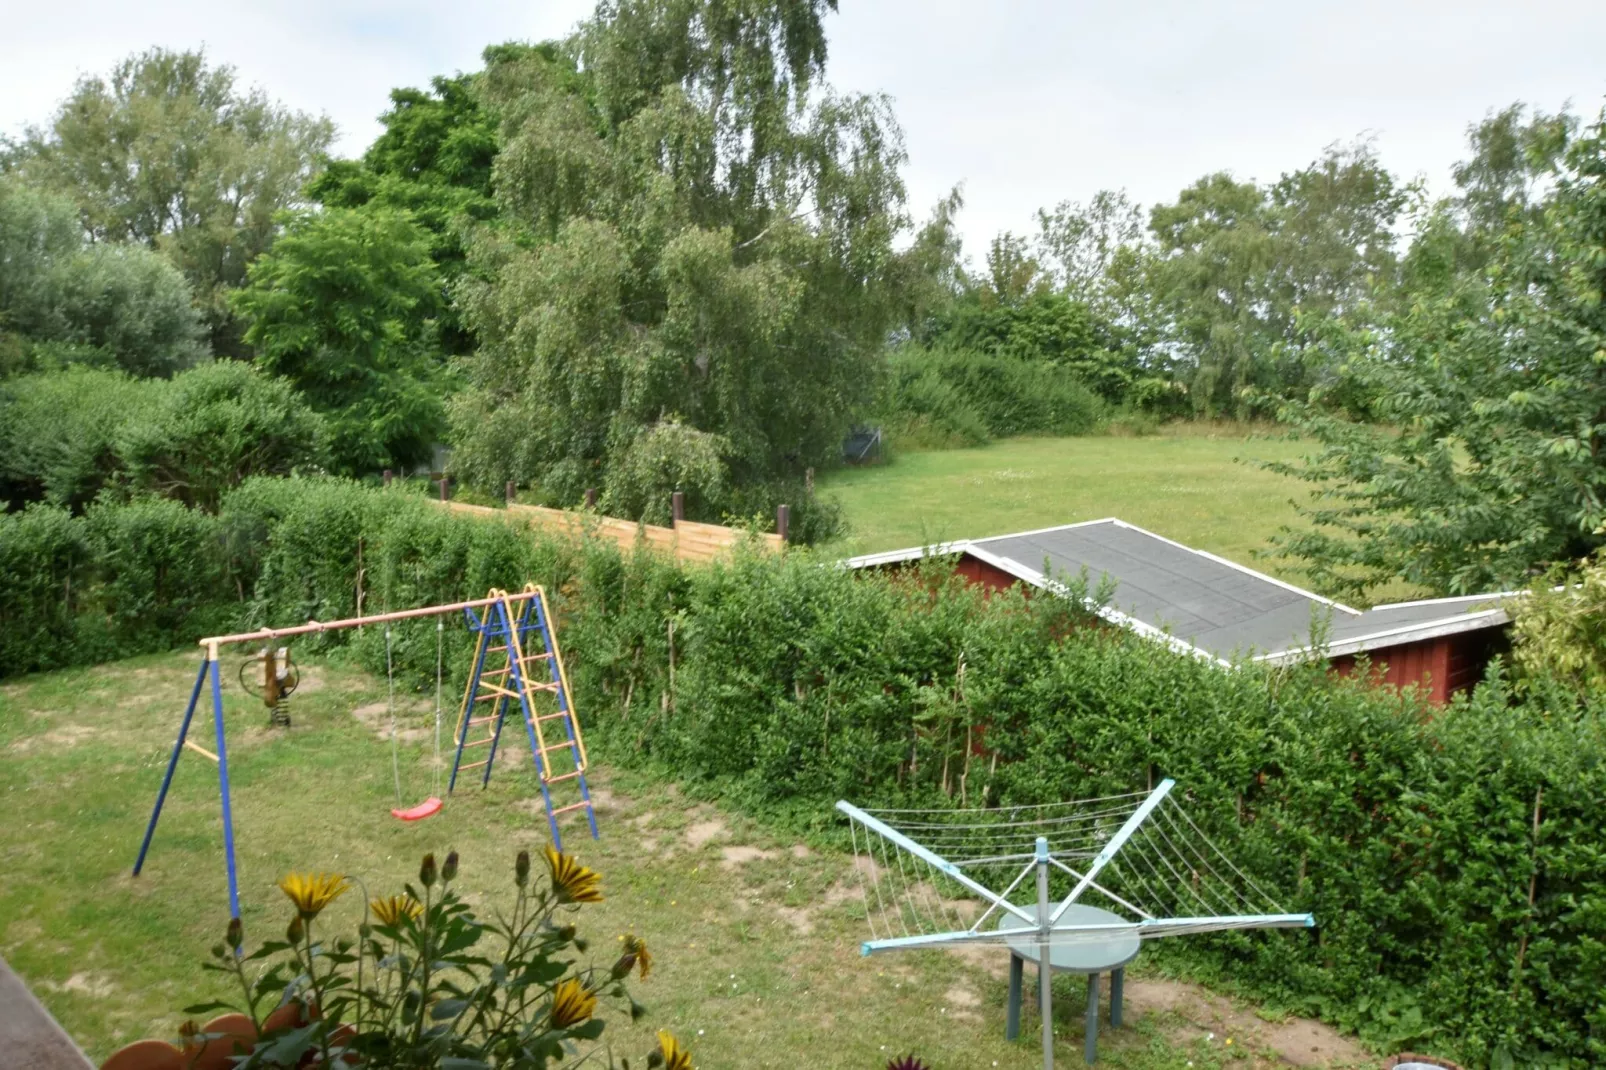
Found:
<box><xmin>544</xmin><ymin>846</ymin><xmax>603</xmax><ymax>904</ymax></box>
<box><xmin>369</xmin><ymin>894</ymin><xmax>423</xmax><ymax>927</ymax></box>
<box><xmin>658</xmin><ymin>1029</ymin><xmax>693</xmax><ymax>1070</ymax></box>
<box><xmin>278</xmin><ymin>872</ymin><xmax>349</xmax><ymax>920</ymax></box>
<box><xmin>613</xmin><ymin>933</ymin><xmax>653</xmax><ymax>980</ymax></box>
<box><xmin>627</xmin><ymin>934</ymin><xmax>653</xmax><ymax>980</ymax></box>
<box><xmin>548</xmin><ymin>977</ymin><xmax>597</xmax><ymax>1028</ymax></box>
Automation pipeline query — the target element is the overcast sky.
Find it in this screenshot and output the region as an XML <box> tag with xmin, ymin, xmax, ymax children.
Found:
<box><xmin>5</xmin><ymin>1</ymin><xmax>1605</xmax><ymax>258</ymax></box>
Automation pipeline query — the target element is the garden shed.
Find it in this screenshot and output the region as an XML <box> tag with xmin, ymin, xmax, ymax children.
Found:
<box><xmin>844</xmin><ymin>518</ymin><xmax>1517</xmax><ymax>705</ymax></box>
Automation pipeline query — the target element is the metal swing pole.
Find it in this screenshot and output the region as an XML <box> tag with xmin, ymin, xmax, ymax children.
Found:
<box><xmin>208</xmin><ymin>644</ymin><xmax>242</xmax><ymax>919</ymax></box>
<box><xmin>1035</xmin><ymin>835</ymin><xmax>1055</xmax><ymax>1070</ymax></box>
<box><xmin>132</xmin><ymin>654</ymin><xmax>210</xmax><ymax>878</ymax></box>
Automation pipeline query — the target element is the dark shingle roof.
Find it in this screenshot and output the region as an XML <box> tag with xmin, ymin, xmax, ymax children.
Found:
<box><xmin>846</xmin><ymin>519</ymin><xmax>1515</xmax><ymax>663</ymax></box>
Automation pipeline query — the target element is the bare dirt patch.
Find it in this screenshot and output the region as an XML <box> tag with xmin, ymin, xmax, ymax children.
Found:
<box><xmin>774</xmin><ymin>906</ymin><xmax>815</xmax><ymax>935</ymax></box>
<box><xmin>719</xmin><ymin>845</ymin><xmax>776</xmax><ymax>869</ymax></box>
<box><xmin>942</xmin><ymin>982</ymin><xmax>984</xmax><ymax>1022</ymax></box>
<box><xmin>1124</xmin><ymin>978</ymin><xmax>1370</xmax><ymax>1068</ymax></box>
<box><xmin>351</xmin><ymin>700</ymin><xmax>432</xmax><ymax>742</ymax></box>
<box><xmin>7</xmin><ymin>724</ymin><xmax>97</xmax><ymax>753</ymax></box>
<box><xmin>40</xmin><ymin>972</ymin><xmax>117</xmax><ymax>999</ymax></box>
<box><xmin>684</xmin><ymin>819</ymin><xmax>728</xmax><ymax>848</ymax></box>
<box><xmin>790</xmin><ymin>844</ymin><xmax>812</xmax><ymax>859</ymax></box>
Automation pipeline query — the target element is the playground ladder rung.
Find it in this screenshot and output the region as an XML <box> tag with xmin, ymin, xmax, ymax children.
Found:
<box><xmin>545</xmin><ymin>770</ymin><xmax>583</xmax><ymax>784</ymax></box>
<box><xmin>524</xmin><ymin>682</ymin><xmax>560</xmax><ymax>693</ymax></box>
<box><xmin>467</xmin><ymin>716</ymin><xmax>497</xmax><ymax>726</ymax></box>
<box><xmin>485</xmin><ymin>645</ymin><xmax>509</xmax><ymax>653</ymax></box>
<box><xmin>535</xmin><ymin>711</ymin><xmax>571</xmax><ymax>723</ymax></box>
<box><xmin>521</xmin><ymin>652</ymin><xmax>552</xmax><ymax>662</ymax></box>
<box><xmin>539</xmin><ymin>740</ymin><xmax>578</xmax><ymax>755</ymax></box>
<box><xmin>477</xmin><ymin>684</ymin><xmax>520</xmax><ymax>699</ymax></box>
<box><xmin>460</xmin><ymin>758</ymin><xmax>491</xmax><ymax>771</ymax></box>
<box><xmin>464</xmin><ymin>737</ymin><xmax>496</xmax><ymax>748</ymax></box>
<box><xmin>550</xmin><ymin>800</ymin><xmax>594</xmax><ymax>816</ymax></box>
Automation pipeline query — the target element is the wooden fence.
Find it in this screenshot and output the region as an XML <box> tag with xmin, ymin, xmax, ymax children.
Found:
<box><xmin>432</xmin><ymin>499</ymin><xmax>783</xmax><ymax>566</ymax></box>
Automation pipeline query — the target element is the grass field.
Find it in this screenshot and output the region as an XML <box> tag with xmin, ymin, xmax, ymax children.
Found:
<box><xmin>819</xmin><ymin>425</ymin><xmax>1311</xmax><ymax>579</ymax></box>
<box><xmin>0</xmin><ymin>649</ymin><xmax>1370</xmax><ymax>1068</ymax></box>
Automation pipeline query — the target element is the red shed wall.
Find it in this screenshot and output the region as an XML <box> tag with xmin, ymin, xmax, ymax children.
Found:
<box><xmin>1329</xmin><ymin>628</ymin><xmax>1505</xmax><ymax>706</ymax></box>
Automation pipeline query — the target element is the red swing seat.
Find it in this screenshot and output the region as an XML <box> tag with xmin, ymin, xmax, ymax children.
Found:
<box><xmin>391</xmin><ymin>796</ymin><xmax>443</xmax><ymax>822</ymax></box>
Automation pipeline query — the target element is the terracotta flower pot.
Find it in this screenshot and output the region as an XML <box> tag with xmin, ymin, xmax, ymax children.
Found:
<box><xmin>100</xmin><ymin>1004</ymin><xmax>353</xmax><ymax>1070</ymax></box>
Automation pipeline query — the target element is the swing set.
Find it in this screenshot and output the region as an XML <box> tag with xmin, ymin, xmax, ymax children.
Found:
<box><xmin>131</xmin><ymin>586</ymin><xmax>599</xmax><ymax>919</ymax></box>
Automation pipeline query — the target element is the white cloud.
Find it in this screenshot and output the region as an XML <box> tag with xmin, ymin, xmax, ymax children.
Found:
<box><xmin>5</xmin><ymin>0</ymin><xmax>1604</xmax><ymax>255</ymax></box>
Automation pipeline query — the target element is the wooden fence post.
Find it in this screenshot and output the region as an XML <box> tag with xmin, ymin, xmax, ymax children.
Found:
<box><xmin>584</xmin><ymin>487</ymin><xmax>597</xmax><ymax>510</ymax></box>
<box><xmin>438</xmin><ymin>478</ymin><xmax>450</xmax><ymax>502</ymax></box>
<box><xmin>505</xmin><ymin>480</ymin><xmax>516</xmax><ymax>504</ymax></box>
<box><xmin>805</xmin><ymin>467</ymin><xmax>815</xmax><ymax>497</ymax></box>
<box><xmin>671</xmin><ymin>491</ymin><xmax>685</xmax><ymax>526</ymax></box>
<box><xmin>777</xmin><ymin>503</ymin><xmax>790</xmax><ymax>543</ymax></box>
<box><xmin>382</xmin><ymin>469</ymin><xmax>393</xmax><ymax>487</ymax></box>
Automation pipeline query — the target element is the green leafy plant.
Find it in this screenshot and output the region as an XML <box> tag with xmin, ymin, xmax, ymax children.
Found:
<box><xmin>188</xmin><ymin>849</ymin><xmax>684</xmax><ymax>1068</ymax></box>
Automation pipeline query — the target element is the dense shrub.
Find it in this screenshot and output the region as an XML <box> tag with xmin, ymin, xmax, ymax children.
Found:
<box><xmin>0</xmin><ymin>367</ymin><xmax>159</xmax><ymax>509</ymax></box>
<box><xmin>879</xmin><ymin>345</ymin><xmax>1107</xmax><ymax>447</ymax></box>
<box><xmin>0</xmin><ymin>363</ymin><xmax>326</xmax><ymax>515</ymax></box>
<box><xmin>85</xmin><ymin>496</ymin><xmax>228</xmax><ymax>647</ymax></box>
<box><xmin>0</xmin><ymin>476</ymin><xmax>1599</xmax><ymax>1065</ymax></box>
<box><xmin>0</xmin><ymin>504</ymin><xmax>91</xmax><ymax>674</ymax></box>
<box><xmin>117</xmin><ymin>361</ymin><xmax>328</xmax><ymax>510</ymax></box>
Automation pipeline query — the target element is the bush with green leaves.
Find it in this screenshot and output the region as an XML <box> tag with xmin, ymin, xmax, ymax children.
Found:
<box><xmin>0</xmin><ymin>504</ymin><xmax>91</xmax><ymax>675</ymax></box>
<box><xmin>116</xmin><ymin>361</ymin><xmax>328</xmax><ymax>511</ymax></box>
<box><xmin>182</xmin><ymin>849</ymin><xmax>687</xmax><ymax>1069</ymax></box>
<box><xmin>879</xmin><ymin>345</ymin><xmax>1106</xmax><ymax>448</ymax></box>
<box><xmin>0</xmin><ymin>366</ymin><xmax>160</xmax><ymax>509</ymax></box>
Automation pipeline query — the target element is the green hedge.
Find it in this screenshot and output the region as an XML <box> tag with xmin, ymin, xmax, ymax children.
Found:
<box><xmin>880</xmin><ymin>345</ymin><xmax>1108</xmax><ymax>448</ymax></box>
<box><xmin>0</xmin><ymin>475</ymin><xmax>1600</xmax><ymax>1066</ymax></box>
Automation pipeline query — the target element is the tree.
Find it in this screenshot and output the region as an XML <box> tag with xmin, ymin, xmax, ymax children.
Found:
<box><xmin>230</xmin><ymin>206</ymin><xmax>446</xmax><ymax>475</ymax></box>
<box><xmin>13</xmin><ymin>49</ymin><xmax>333</xmax><ymax>354</ymax></box>
<box><xmin>308</xmin><ymin>55</ymin><xmax>513</xmax><ymax>354</ymax></box>
<box><xmin>451</xmin><ymin>0</ymin><xmax>908</xmax><ymax>525</ymax></box>
<box><xmin>1035</xmin><ymin>189</ymin><xmax>1144</xmax><ymax>304</ymax></box>
<box><xmin>1141</xmin><ymin>142</ymin><xmax>1406</xmax><ymax>416</ymax></box>
<box><xmin>0</xmin><ymin>177</ymin><xmax>207</xmax><ymax>377</ymax></box>
<box><xmin>1265</xmin><ymin>112</ymin><xmax>1606</xmax><ymax>599</ymax></box>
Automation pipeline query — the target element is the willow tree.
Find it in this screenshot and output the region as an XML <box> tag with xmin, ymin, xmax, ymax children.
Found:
<box><xmin>449</xmin><ymin>0</ymin><xmax>907</xmax><ymax>530</ymax></box>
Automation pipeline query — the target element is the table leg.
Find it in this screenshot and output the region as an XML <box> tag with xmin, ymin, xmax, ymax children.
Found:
<box><xmin>1006</xmin><ymin>953</ymin><xmax>1022</xmax><ymax>1041</ymax></box>
<box><xmin>1084</xmin><ymin>973</ymin><xmax>1100</xmax><ymax>1065</ymax></box>
<box><xmin>1110</xmin><ymin>968</ymin><xmax>1123</xmax><ymax>1028</ymax></box>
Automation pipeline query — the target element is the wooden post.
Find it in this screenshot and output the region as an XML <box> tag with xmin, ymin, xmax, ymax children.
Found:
<box><xmin>438</xmin><ymin>478</ymin><xmax>450</xmax><ymax>502</ymax></box>
<box><xmin>671</xmin><ymin>491</ymin><xmax>685</xmax><ymax>526</ymax></box>
<box><xmin>805</xmin><ymin>467</ymin><xmax>815</xmax><ymax>497</ymax></box>
<box><xmin>382</xmin><ymin>469</ymin><xmax>393</xmax><ymax>487</ymax></box>
<box><xmin>776</xmin><ymin>503</ymin><xmax>790</xmax><ymax>543</ymax></box>
<box><xmin>584</xmin><ymin>487</ymin><xmax>597</xmax><ymax>510</ymax></box>
<box><xmin>505</xmin><ymin>480</ymin><xmax>516</xmax><ymax>504</ymax></box>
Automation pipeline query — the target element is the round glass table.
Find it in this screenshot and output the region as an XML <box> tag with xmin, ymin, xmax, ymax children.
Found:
<box><xmin>997</xmin><ymin>905</ymin><xmax>1141</xmax><ymax>1065</ymax></box>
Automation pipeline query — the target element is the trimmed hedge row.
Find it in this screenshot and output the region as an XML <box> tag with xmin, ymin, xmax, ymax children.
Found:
<box><xmin>1</xmin><ymin>476</ymin><xmax>1600</xmax><ymax>1066</ymax></box>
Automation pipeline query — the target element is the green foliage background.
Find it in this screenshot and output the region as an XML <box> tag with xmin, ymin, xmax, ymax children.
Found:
<box><xmin>2</xmin><ymin>476</ymin><xmax>1600</xmax><ymax>1067</ymax></box>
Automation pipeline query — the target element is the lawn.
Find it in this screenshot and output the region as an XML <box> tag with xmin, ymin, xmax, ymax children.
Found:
<box><xmin>0</xmin><ymin>649</ymin><xmax>1370</xmax><ymax>1068</ymax></box>
<box><xmin>819</xmin><ymin>426</ymin><xmax>1311</xmax><ymax>579</ymax></box>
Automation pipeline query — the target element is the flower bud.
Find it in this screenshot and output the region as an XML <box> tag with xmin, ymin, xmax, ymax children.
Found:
<box><xmin>647</xmin><ymin>1052</ymin><xmax>664</xmax><ymax>1068</ymax></box>
<box><xmin>612</xmin><ymin>953</ymin><xmax>637</xmax><ymax>980</ymax></box>
<box><xmin>515</xmin><ymin>849</ymin><xmax>530</xmax><ymax>887</ymax></box>
<box><xmin>226</xmin><ymin>917</ymin><xmax>244</xmax><ymax>951</ymax></box>
<box><xmin>287</xmin><ymin>915</ymin><xmax>305</xmax><ymax>944</ymax></box>
<box><xmin>442</xmin><ymin>850</ymin><xmax>459</xmax><ymax>883</ymax></box>
<box><xmin>419</xmin><ymin>853</ymin><xmax>437</xmax><ymax>888</ymax></box>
